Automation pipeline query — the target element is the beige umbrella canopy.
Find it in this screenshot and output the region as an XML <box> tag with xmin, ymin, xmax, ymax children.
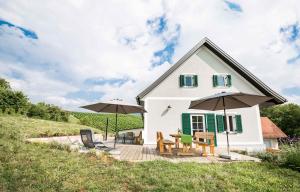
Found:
<box><xmin>81</xmin><ymin>99</ymin><xmax>146</xmax><ymax>114</ymax></box>
<box><xmin>189</xmin><ymin>92</ymin><xmax>272</xmax><ymax>110</ymax></box>
<box><xmin>189</xmin><ymin>92</ymin><xmax>272</xmax><ymax>156</ymax></box>
<box><xmin>81</xmin><ymin>99</ymin><xmax>146</xmax><ymax>148</ymax></box>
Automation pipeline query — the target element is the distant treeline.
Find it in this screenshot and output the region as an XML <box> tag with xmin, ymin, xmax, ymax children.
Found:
<box><xmin>0</xmin><ymin>78</ymin><xmax>69</xmax><ymax>122</ymax></box>
<box><xmin>261</xmin><ymin>103</ymin><xmax>300</xmax><ymax>137</ymax></box>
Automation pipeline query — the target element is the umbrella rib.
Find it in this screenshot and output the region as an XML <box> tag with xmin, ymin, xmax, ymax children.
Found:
<box><xmin>230</xmin><ymin>96</ymin><xmax>253</xmax><ymax>107</ymax></box>
<box><xmin>121</xmin><ymin>105</ymin><xmax>128</xmax><ymax>114</ymax></box>
<box><xmin>213</xmin><ymin>97</ymin><xmax>221</xmax><ymax>111</ymax></box>
<box><xmin>97</xmin><ymin>104</ymin><xmax>112</xmax><ymax>112</ymax></box>
<box><xmin>191</xmin><ymin>97</ymin><xmax>215</xmax><ymax>108</ymax></box>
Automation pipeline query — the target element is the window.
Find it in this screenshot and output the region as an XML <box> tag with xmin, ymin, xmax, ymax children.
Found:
<box><xmin>217</xmin><ymin>75</ymin><xmax>226</xmax><ymax>86</ymax></box>
<box><xmin>217</xmin><ymin>114</ymin><xmax>242</xmax><ymax>133</ymax></box>
<box><xmin>185</xmin><ymin>75</ymin><xmax>193</xmax><ymax>86</ymax></box>
<box><xmin>191</xmin><ymin>115</ymin><xmax>205</xmax><ymax>135</ymax></box>
<box><xmin>227</xmin><ymin>115</ymin><xmax>237</xmax><ymax>132</ymax></box>
<box><xmin>213</xmin><ymin>74</ymin><xmax>231</xmax><ymax>87</ymax></box>
<box><xmin>179</xmin><ymin>75</ymin><xmax>198</xmax><ymax>87</ymax></box>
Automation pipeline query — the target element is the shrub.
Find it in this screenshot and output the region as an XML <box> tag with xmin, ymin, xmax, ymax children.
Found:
<box><xmin>0</xmin><ymin>78</ymin><xmax>11</xmax><ymax>90</ymax></box>
<box><xmin>27</xmin><ymin>102</ymin><xmax>69</xmax><ymax>122</ymax></box>
<box><xmin>0</xmin><ymin>88</ymin><xmax>30</xmax><ymax>114</ymax></box>
<box><xmin>281</xmin><ymin>143</ymin><xmax>300</xmax><ymax>169</ymax></box>
<box><xmin>257</xmin><ymin>143</ymin><xmax>300</xmax><ymax>170</ymax></box>
<box><xmin>0</xmin><ymin>78</ymin><xmax>69</xmax><ymax>123</ymax></box>
<box><xmin>256</xmin><ymin>152</ymin><xmax>280</xmax><ymax>163</ymax></box>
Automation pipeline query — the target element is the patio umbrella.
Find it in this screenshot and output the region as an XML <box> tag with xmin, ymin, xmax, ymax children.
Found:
<box><xmin>189</xmin><ymin>92</ymin><xmax>272</xmax><ymax>156</ymax></box>
<box><xmin>81</xmin><ymin>99</ymin><xmax>146</xmax><ymax>148</ymax></box>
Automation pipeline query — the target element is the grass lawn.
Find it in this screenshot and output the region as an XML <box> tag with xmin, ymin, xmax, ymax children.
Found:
<box><xmin>0</xmin><ymin>115</ymin><xmax>100</xmax><ymax>138</ymax></box>
<box><xmin>1</xmin><ymin>115</ymin><xmax>300</xmax><ymax>191</ymax></box>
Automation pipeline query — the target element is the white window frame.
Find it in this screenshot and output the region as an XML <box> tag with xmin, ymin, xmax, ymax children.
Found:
<box><xmin>182</xmin><ymin>74</ymin><xmax>196</xmax><ymax>88</ymax></box>
<box><xmin>216</xmin><ymin>113</ymin><xmax>238</xmax><ymax>133</ymax></box>
<box><xmin>190</xmin><ymin>114</ymin><xmax>206</xmax><ymax>135</ymax></box>
<box><xmin>227</xmin><ymin>114</ymin><xmax>237</xmax><ymax>133</ymax></box>
<box><xmin>215</xmin><ymin>73</ymin><xmax>230</xmax><ymax>88</ymax></box>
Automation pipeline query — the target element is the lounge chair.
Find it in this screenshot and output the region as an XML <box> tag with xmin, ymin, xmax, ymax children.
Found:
<box><xmin>80</xmin><ymin>129</ymin><xmax>108</xmax><ymax>149</ymax></box>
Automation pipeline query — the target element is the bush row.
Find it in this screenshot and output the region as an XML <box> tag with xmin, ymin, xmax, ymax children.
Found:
<box><xmin>0</xmin><ymin>78</ymin><xmax>69</xmax><ymax>122</ymax></box>
<box><xmin>257</xmin><ymin>143</ymin><xmax>300</xmax><ymax>171</ymax></box>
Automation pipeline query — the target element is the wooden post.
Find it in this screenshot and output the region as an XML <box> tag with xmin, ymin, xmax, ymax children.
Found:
<box><xmin>105</xmin><ymin>117</ymin><xmax>108</xmax><ymax>141</ymax></box>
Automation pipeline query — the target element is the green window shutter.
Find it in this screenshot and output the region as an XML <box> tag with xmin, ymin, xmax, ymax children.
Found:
<box><xmin>193</xmin><ymin>75</ymin><xmax>198</xmax><ymax>87</ymax></box>
<box><xmin>216</xmin><ymin>115</ymin><xmax>224</xmax><ymax>133</ymax></box>
<box><xmin>182</xmin><ymin>113</ymin><xmax>191</xmax><ymax>135</ymax></box>
<box><xmin>205</xmin><ymin>113</ymin><xmax>217</xmax><ymax>146</ymax></box>
<box><xmin>227</xmin><ymin>75</ymin><xmax>232</xmax><ymax>87</ymax></box>
<box><xmin>212</xmin><ymin>75</ymin><xmax>218</xmax><ymax>87</ymax></box>
<box><xmin>179</xmin><ymin>75</ymin><xmax>185</xmax><ymax>87</ymax></box>
<box><xmin>235</xmin><ymin>115</ymin><xmax>243</xmax><ymax>133</ymax></box>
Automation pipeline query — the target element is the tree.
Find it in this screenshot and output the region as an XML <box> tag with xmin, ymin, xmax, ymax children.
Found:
<box><xmin>0</xmin><ymin>88</ymin><xmax>30</xmax><ymax>114</ymax></box>
<box><xmin>27</xmin><ymin>102</ymin><xmax>69</xmax><ymax>122</ymax></box>
<box><xmin>0</xmin><ymin>78</ymin><xmax>11</xmax><ymax>90</ymax></box>
<box><xmin>261</xmin><ymin>103</ymin><xmax>300</xmax><ymax>137</ymax></box>
<box><xmin>0</xmin><ymin>78</ymin><xmax>69</xmax><ymax>122</ymax></box>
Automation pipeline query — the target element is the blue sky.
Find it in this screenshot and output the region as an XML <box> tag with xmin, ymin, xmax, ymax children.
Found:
<box><xmin>0</xmin><ymin>19</ymin><xmax>38</xmax><ymax>39</ymax></box>
<box><xmin>224</xmin><ymin>1</ymin><xmax>242</xmax><ymax>12</ymax></box>
<box><xmin>0</xmin><ymin>1</ymin><xmax>300</xmax><ymax>110</ymax></box>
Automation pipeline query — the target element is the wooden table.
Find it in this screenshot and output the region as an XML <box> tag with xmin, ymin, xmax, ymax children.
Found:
<box><xmin>169</xmin><ymin>133</ymin><xmax>181</xmax><ymax>148</ymax></box>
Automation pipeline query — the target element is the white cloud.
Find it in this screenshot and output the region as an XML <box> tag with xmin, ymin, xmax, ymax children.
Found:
<box><xmin>0</xmin><ymin>0</ymin><xmax>300</xmax><ymax>111</ymax></box>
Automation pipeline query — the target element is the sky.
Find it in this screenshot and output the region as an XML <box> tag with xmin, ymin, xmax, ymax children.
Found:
<box><xmin>0</xmin><ymin>0</ymin><xmax>300</xmax><ymax>111</ymax></box>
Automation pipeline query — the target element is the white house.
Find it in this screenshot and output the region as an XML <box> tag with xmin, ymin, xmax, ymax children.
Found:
<box><xmin>136</xmin><ymin>37</ymin><xmax>286</xmax><ymax>152</ymax></box>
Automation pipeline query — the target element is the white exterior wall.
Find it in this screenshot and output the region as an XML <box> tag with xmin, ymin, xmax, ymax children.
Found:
<box><xmin>141</xmin><ymin>47</ymin><xmax>266</xmax><ymax>151</ymax></box>
<box><xmin>264</xmin><ymin>139</ymin><xmax>279</xmax><ymax>149</ymax></box>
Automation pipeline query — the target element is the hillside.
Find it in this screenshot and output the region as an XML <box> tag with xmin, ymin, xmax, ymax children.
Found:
<box><xmin>0</xmin><ymin>115</ymin><xmax>299</xmax><ymax>191</ymax></box>
<box><xmin>0</xmin><ymin>115</ymin><xmax>100</xmax><ymax>138</ymax></box>
<box><xmin>72</xmin><ymin>112</ymin><xmax>143</xmax><ymax>132</ymax></box>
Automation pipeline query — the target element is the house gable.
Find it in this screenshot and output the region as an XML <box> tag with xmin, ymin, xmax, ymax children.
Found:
<box><xmin>137</xmin><ymin>37</ymin><xmax>286</xmax><ymax>105</ymax></box>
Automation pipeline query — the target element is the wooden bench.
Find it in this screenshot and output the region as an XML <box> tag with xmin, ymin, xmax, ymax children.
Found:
<box><xmin>193</xmin><ymin>132</ymin><xmax>215</xmax><ymax>156</ymax></box>
<box><xmin>157</xmin><ymin>131</ymin><xmax>175</xmax><ymax>155</ymax></box>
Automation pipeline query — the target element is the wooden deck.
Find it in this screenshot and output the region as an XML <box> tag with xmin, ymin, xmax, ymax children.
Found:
<box><xmin>27</xmin><ymin>135</ymin><xmax>260</xmax><ymax>163</ymax></box>
<box><xmin>114</xmin><ymin>144</ymin><xmax>226</xmax><ymax>163</ymax></box>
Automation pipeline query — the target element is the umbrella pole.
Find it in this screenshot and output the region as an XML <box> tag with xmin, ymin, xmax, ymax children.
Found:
<box><xmin>222</xmin><ymin>96</ymin><xmax>230</xmax><ymax>155</ymax></box>
<box><xmin>114</xmin><ymin>106</ymin><xmax>118</xmax><ymax>148</ymax></box>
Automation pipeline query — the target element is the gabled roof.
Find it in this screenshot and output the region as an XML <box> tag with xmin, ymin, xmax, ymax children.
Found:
<box><xmin>136</xmin><ymin>37</ymin><xmax>287</xmax><ymax>105</ymax></box>
<box><xmin>261</xmin><ymin>117</ymin><xmax>287</xmax><ymax>139</ymax></box>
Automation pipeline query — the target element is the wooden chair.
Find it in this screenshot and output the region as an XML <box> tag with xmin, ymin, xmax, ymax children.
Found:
<box><xmin>157</xmin><ymin>131</ymin><xmax>175</xmax><ymax>155</ymax></box>
<box><xmin>177</xmin><ymin>134</ymin><xmax>194</xmax><ymax>156</ymax></box>
<box><xmin>124</xmin><ymin>132</ymin><xmax>135</xmax><ymax>144</ymax></box>
<box><xmin>134</xmin><ymin>131</ymin><xmax>142</xmax><ymax>145</ymax></box>
<box><xmin>193</xmin><ymin>132</ymin><xmax>215</xmax><ymax>156</ymax></box>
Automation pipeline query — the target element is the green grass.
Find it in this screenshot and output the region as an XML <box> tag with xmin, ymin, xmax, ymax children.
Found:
<box><xmin>0</xmin><ymin>115</ymin><xmax>100</xmax><ymax>138</ymax></box>
<box><xmin>1</xmin><ymin>115</ymin><xmax>300</xmax><ymax>191</ymax></box>
<box><xmin>72</xmin><ymin>112</ymin><xmax>143</xmax><ymax>132</ymax></box>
